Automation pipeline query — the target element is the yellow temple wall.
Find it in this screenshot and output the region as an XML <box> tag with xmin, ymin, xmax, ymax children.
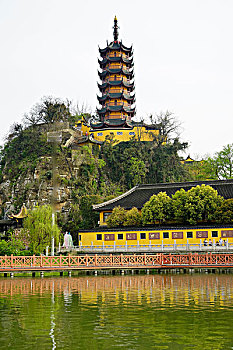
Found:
<box><xmin>79</xmin><ymin>226</ymin><xmax>233</xmax><ymax>246</ymax></box>
<box><xmin>82</xmin><ymin>125</ymin><xmax>158</xmax><ymax>144</ymax></box>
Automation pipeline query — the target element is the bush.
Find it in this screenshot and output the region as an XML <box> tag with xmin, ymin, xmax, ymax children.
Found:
<box><xmin>106</xmin><ymin>206</ymin><xmax>127</xmax><ymax>228</ymax></box>
<box><xmin>214</xmin><ymin>199</ymin><xmax>233</xmax><ymax>224</ymax></box>
<box><xmin>123</xmin><ymin>207</ymin><xmax>142</xmax><ymax>226</ymax></box>
<box><xmin>0</xmin><ymin>238</ymin><xmax>29</xmax><ymax>256</ymax></box>
<box><xmin>142</xmin><ymin>192</ymin><xmax>172</xmax><ymax>225</ymax></box>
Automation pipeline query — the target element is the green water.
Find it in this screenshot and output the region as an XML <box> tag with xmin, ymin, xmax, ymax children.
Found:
<box><xmin>0</xmin><ymin>274</ymin><xmax>233</xmax><ymax>349</ymax></box>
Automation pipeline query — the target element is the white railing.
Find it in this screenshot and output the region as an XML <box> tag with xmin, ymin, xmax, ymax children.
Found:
<box><xmin>58</xmin><ymin>239</ymin><xmax>232</xmax><ymax>253</ymax></box>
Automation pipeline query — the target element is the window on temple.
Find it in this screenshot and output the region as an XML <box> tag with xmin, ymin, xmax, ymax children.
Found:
<box><xmin>103</xmin><ymin>212</ymin><xmax>111</xmax><ymax>222</ymax></box>
<box><xmin>96</xmin><ymin>234</ymin><xmax>102</xmax><ymax>241</ymax></box>
<box><xmin>115</xmin><ymin>100</ymin><xmax>117</xmax><ymax>105</ymax></box>
<box><xmin>187</xmin><ymin>232</ymin><xmax>193</xmax><ymax>238</ymax></box>
<box><xmin>212</xmin><ymin>231</ymin><xmax>218</xmax><ymax>238</ymax></box>
<box><xmin>118</xmin><ymin>233</ymin><xmax>123</xmax><ymax>240</ymax></box>
<box><xmin>163</xmin><ymin>232</ymin><xmax>169</xmax><ymax>239</ymax></box>
<box><xmin>140</xmin><ymin>232</ymin><xmax>146</xmax><ymax>239</ymax></box>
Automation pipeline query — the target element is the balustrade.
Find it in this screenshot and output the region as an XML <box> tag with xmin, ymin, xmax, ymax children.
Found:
<box><xmin>1</xmin><ymin>252</ymin><xmax>233</xmax><ymax>271</ymax></box>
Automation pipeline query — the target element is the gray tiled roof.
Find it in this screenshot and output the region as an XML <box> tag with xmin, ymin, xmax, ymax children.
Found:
<box><xmin>93</xmin><ymin>179</ymin><xmax>233</xmax><ymax>211</ymax></box>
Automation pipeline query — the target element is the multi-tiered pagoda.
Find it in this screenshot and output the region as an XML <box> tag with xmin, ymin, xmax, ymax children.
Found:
<box><xmin>92</xmin><ymin>17</ymin><xmax>135</xmax><ymax>129</ymax></box>
<box><xmin>74</xmin><ymin>17</ymin><xmax>159</xmax><ymax>145</ymax></box>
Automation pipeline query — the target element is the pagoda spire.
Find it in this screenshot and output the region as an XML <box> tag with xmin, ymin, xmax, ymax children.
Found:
<box><xmin>113</xmin><ymin>16</ymin><xmax>119</xmax><ymax>41</ymax></box>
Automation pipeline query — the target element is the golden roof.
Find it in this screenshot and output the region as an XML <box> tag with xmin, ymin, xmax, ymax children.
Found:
<box><xmin>12</xmin><ymin>203</ymin><xmax>27</xmax><ymax>219</ymax></box>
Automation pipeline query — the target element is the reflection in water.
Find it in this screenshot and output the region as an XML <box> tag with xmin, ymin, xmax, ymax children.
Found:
<box><xmin>0</xmin><ymin>274</ymin><xmax>233</xmax><ymax>307</ymax></box>
<box><xmin>0</xmin><ymin>274</ymin><xmax>233</xmax><ymax>349</ymax></box>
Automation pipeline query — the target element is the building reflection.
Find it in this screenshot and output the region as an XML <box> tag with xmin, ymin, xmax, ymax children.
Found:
<box><xmin>0</xmin><ymin>274</ymin><xmax>233</xmax><ymax>306</ymax></box>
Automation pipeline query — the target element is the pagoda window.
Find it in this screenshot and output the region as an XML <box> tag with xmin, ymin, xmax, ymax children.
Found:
<box><xmin>114</xmin><ymin>75</ymin><xmax>117</xmax><ymax>80</ymax></box>
<box><xmin>114</xmin><ymin>52</ymin><xmax>116</xmax><ymax>57</ymax></box>
<box><xmin>114</xmin><ymin>100</ymin><xmax>117</xmax><ymax>105</ymax></box>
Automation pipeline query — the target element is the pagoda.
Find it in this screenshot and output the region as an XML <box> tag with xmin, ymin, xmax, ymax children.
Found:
<box><xmin>74</xmin><ymin>17</ymin><xmax>159</xmax><ymax>145</ymax></box>
<box><xmin>92</xmin><ymin>17</ymin><xmax>135</xmax><ymax>129</ymax></box>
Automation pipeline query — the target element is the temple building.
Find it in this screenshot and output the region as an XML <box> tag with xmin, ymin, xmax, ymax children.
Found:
<box><xmin>74</xmin><ymin>17</ymin><xmax>159</xmax><ymax>145</ymax></box>
<box><xmin>93</xmin><ymin>179</ymin><xmax>233</xmax><ymax>226</ymax></box>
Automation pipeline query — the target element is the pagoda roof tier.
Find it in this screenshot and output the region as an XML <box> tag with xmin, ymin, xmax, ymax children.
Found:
<box><xmin>105</xmin><ymin>118</ymin><xmax>131</xmax><ymax>127</ymax></box>
<box><xmin>98</xmin><ymin>68</ymin><xmax>134</xmax><ymax>79</ymax></box>
<box><xmin>90</xmin><ymin>118</ymin><xmax>133</xmax><ymax>130</ymax></box>
<box><xmin>97</xmin><ymin>92</ymin><xmax>135</xmax><ymax>103</ymax></box>
<box><xmin>97</xmin><ymin>105</ymin><xmax>136</xmax><ymax>114</ymax></box>
<box><xmin>99</xmin><ymin>41</ymin><xmax>132</xmax><ymax>57</ymax></box>
<box><xmin>98</xmin><ymin>80</ymin><xmax>134</xmax><ymax>91</ymax></box>
<box><xmin>98</xmin><ymin>56</ymin><xmax>133</xmax><ymax>68</ymax></box>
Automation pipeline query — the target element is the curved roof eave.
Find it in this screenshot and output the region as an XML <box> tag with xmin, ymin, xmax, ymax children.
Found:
<box><xmin>93</xmin><ymin>186</ymin><xmax>138</xmax><ymax>210</ymax></box>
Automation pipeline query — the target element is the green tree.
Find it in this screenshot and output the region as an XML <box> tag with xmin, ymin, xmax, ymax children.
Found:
<box><xmin>23</xmin><ymin>205</ymin><xmax>60</xmax><ymax>254</ymax></box>
<box><xmin>100</xmin><ymin>128</ymin><xmax>188</xmax><ymax>188</ymax></box>
<box><xmin>187</xmin><ymin>144</ymin><xmax>233</xmax><ymax>181</ymax></box>
<box><xmin>106</xmin><ymin>206</ymin><xmax>127</xmax><ymax>228</ymax></box>
<box><xmin>123</xmin><ymin>207</ymin><xmax>142</xmax><ymax>227</ymax></box>
<box><xmin>128</xmin><ymin>157</ymin><xmax>147</xmax><ymax>186</ymax></box>
<box><xmin>171</xmin><ymin>188</ymin><xmax>189</xmax><ymax>223</ymax></box>
<box><xmin>208</xmin><ymin>144</ymin><xmax>233</xmax><ymax>179</ymax></box>
<box><xmin>142</xmin><ymin>192</ymin><xmax>172</xmax><ymax>225</ymax></box>
<box><xmin>172</xmin><ymin>185</ymin><xmax>224</xmax><ymax>225</ymax></box>
<box><xmin>79</xmin><ymin>195</ymin><xmax>100</xmax><ymax>229</ymax></box>
<box><xmin>213</xmin><ymin>198</ymin><xmax>233</xmax><ymax>224</ymax></box>
<box><xmin>0</xmin><ymin>237</ymin><xmax>27</xmax><ymax>256</ymax></box>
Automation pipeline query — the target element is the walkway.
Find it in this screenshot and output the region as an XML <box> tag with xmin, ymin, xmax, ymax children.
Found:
<box><xmin>59</xmin><ymin>241</ymin><xmax>233</xmax><ymax>254</ymax></box>
<box><xmin>1</xmin><ymin>253</ymin><xmax>233</xmax><ymax>272</ymax></box>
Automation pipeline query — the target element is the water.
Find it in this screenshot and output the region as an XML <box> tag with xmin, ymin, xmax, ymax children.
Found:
<box><xmin>0</xmin><ymin>274</ymin><xmax>233</xmax><ymax>349</ymax></box>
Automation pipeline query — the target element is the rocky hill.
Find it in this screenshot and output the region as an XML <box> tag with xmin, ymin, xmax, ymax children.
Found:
<box><xmin>0</xmin><ymin>98</ymin><xmax>190</xmax><ymax>231</ymax></box>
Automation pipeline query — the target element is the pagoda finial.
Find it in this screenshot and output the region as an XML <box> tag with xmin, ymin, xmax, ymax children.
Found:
<box><xmin>113</xmin><ymin>16</ymin><xmax>119</xmax><ymax>41</ymax></box>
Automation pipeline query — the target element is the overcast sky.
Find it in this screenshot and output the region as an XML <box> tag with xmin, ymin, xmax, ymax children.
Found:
<box><xmin>0</xmin><ymin>0</ymin><xmax>232</xmax><ymax>157</ymax></box>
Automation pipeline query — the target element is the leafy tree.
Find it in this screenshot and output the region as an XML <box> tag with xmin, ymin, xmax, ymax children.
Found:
<box><xmin>106</xmin><ymin>206</ymin><xmax>127</xmax><ymax>228</ymax></box>
<box><xmin>171</xmin><ymin>188</ymin><xmax>188</xmax><ymax>223</ymax></box>
<box><xmin>207</xmin><ymin>144</ymin><xmax>233</xmax><ymax>179</ymax></box>
<box><xmin>100</xmin><ymin>124</ymin><xmax>188</xmax><ymax>188</ymax></box>
<box><xmin>23</xmin><ymin>205</ymin><xmax>60</xmax><ymax>254</ymax></box>
<box><xmin>123</xmin><ymin>207</ymin><xmax>142</xmax><ymax>227</ymax></box>
<box><xmin>213</xmin><ymin>198</ymin><xmax>233</xmax><ymax>224</ymax></box>
<box><xmin>142</xmin><ymin>192</ymin><xmax>172</xmax><ymax>225</ymax></box>
<box><xmin>79</xmin><ymin>195</ymin><xmax>100</xmax><ymax>229</ymax></box>
<box><xmin>187</xmin><ymin>144</ymin><xmax>233</xmax><ymax>181</ymax></box>
<box><xmin>0</xmin><ymin>237</ymin><xmax>27</xmax><ymax>256</ymax></box>
<box><xmin>128</xmin><ymin>157</ymin><xmax>147</xmax><ymax>186</ymax></box>
<box><xmin>172</xmin><ymin>185</ymin><xmax>224</xmax><ymax>225</ymax></box>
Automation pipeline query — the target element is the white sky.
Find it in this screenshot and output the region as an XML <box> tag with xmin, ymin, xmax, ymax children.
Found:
<box><xmin>0</xmin><ymin>0</ymin><xmax>232</xmax><ymax>157</ymax></box>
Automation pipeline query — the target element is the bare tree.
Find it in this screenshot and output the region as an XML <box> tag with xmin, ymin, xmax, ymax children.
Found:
<box><xmin>23</xmin><ymin>96</ymin><xmax>72</xmax><ymax>127</ymax></box>
<box><xmin>148</xmin><ymin>111</ymin><xmax>182</xmax><ymax>146</ymax></box>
